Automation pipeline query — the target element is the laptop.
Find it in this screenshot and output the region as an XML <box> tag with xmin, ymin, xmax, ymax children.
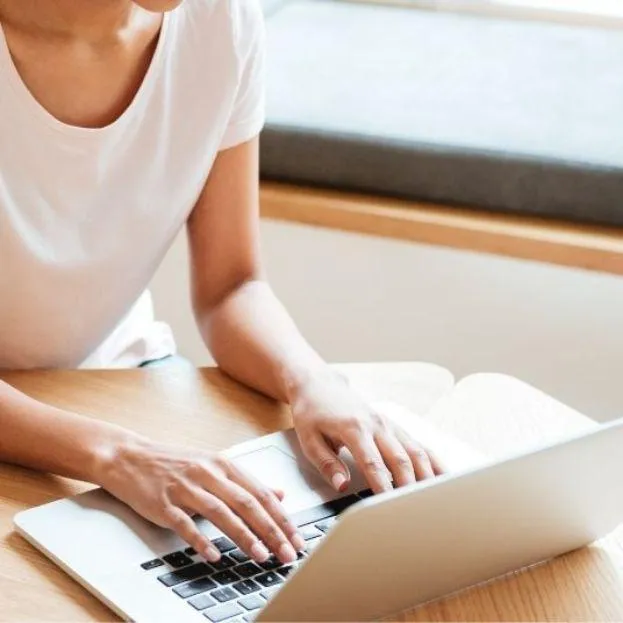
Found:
<box><xmin>14</xmin><ymin>402</ymin><xmax>623</xmax><ymax>622</ymax></box>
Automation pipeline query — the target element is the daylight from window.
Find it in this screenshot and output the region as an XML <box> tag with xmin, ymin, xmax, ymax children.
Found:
<box><xmin>498</xmin><ymin>0</ymin><xmax>623</xmax><ymax>16</ymax></box>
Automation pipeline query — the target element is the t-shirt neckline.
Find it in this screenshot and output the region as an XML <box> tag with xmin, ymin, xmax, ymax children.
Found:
<box><xmin>0</xmin><ymin>11</ymin><xmax>171</xmax><ymax>139</ymax></box>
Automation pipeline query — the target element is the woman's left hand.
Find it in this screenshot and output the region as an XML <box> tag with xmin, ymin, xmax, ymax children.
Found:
<box><xmin>290</xmin><ymin>370</ymin><xmax>443</xmax><ymax>494</ymax></box>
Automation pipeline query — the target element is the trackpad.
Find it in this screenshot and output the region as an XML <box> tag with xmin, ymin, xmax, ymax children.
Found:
<box><xmin>232</xmin><ymin>446</ymin><xmax>336</xmax><ymax>513</ymax></box>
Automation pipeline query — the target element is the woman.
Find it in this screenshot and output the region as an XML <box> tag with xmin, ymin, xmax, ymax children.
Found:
<box><xmin>0</xmin><ymin>0</ymin><xmax>440</xmax><ymax>567</ymax></box>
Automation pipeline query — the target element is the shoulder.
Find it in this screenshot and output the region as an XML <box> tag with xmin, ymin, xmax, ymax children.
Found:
<box><xmin>227</xmin><ymin>0</ymin><xmax>264</xmax><ymax>38</ymax></box>
<box><xmin>179</xmin><ymin>0</ymin><xmax>264</xmax><ymax>41</ymax></box>
<box><xmin>172</xmin><ymin>0</ymin><xmax>264</xmax><ymax>71</ymax></box>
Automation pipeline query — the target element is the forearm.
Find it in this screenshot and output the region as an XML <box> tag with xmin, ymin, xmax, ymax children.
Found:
<box><xmin>197</xmin><ymin>280</ymin><xmax>335</xmax><ymax>403</ymax></box>
<box><xmin>0</xmin><ymin>380</ymin><xmax>140</xmax><ymax>483</ymax></box>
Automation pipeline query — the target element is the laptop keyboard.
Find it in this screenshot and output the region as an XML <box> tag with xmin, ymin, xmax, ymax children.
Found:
<box><xmin>141</xmin><ymin>490</ymin><xmax>372</xmax><ymax>621</ymax></box>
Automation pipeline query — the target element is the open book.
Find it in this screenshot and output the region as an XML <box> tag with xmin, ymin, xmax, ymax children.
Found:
<box><xmin>365</xmin><ymin>368</ymin><xmax>599</xmax><ymax>477</ymax></box>
<box><xmin>377</xmin><ymin>401</ymin><xmax>487</xmax><ymax>473</ymax></box>
<box><xmin>228</xmin><ymin>368</ymin><xmax>598</xmax><ymax>512</ymax></box>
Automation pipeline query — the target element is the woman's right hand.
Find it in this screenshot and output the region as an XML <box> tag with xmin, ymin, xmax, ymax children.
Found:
<box><xmin>96</xmin><ymin>437</ymin><xmax>305</xmax><ymax>565</ymax></box>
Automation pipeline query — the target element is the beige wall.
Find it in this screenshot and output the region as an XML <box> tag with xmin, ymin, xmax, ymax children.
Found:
<box><xmin>150</xmin><ymin>220</ymin><xmax>623</xmax><ymax>422</ymax></box>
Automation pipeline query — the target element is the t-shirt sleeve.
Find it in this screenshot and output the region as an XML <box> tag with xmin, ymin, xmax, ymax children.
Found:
<box><xmin>219</xmin><ymin>0</ymin><xmax>266</xmax><ymax>151</ymax></box>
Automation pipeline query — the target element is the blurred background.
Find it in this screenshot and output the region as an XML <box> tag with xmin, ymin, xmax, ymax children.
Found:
<box><xmin>151</xmin><ymin>0</ymin><xmax>623</xmax><ymax>422</ymax></box>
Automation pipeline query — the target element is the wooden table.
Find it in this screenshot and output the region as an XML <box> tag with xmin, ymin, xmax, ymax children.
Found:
<box><xmin>1</xmin><ymin>363</ymin><xmax>622</xmax><ymax>622</ymax></box>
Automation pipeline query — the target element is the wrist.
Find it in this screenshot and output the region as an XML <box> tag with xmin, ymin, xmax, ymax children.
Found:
<box><xmin>86</xmin><ymin>425</ymin><xmax>148</xmax><ymax>489</ymax></box>
<box><xmin>283</xmin><ymin>363</ymin><xmax>349</xmax><ymax>405</ymax></box>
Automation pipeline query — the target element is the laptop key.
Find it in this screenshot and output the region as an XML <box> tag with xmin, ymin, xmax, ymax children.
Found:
<box><xmin>256</xmin><ymin>571</ymin><xmax>282</xmax><ymax>588</ymax></box>
<box><xmin>211</xmin><ymin>587</ymin><xmax>238</xmax><ymax>602</ymax></box>
<box><xmin>260</xmin><ymin>587</ymin><xmax>280</xmax><ymax>601</ymax></box>
<box><xmin>358</xmin><ymin>488</ymin><xmax>374</xmax><ymax>498</ymax></box>
<box><xmin>230</xmin><ymin>549</ymin><xmax>250</xmax><ymax>564</ymax></box>
<box><xmin>173</xmin><ymin>576</ymin><xmax>217</xmax><ymax>598</ymax></box>
<box><xmin>235</xmin><ymin>562</ymin><xmax>263</xmax><ymax>578</ymax></box>
<box><xmin>292</xmin><ymin>495</ymin><xmax>359</xmax><ymax>528</ymax></box>
<box><xmin>163</xmin><ymin>551</ymin><xmax>194</xmax><ymax>568</ymax></box>
<box><xmin>212</xmin><ymin>537</ymin><xmax>237</xmax><ymax>554</ymax></box>
<box><xmin>189</xmin><ymin>594</ymin><xmax>216</xmax><ymax>611</ymax></box>
<box><xmin>277</xmin><ymin>565</ymin><xmax>294</xmax><ymax>578</ymax></box>
<box><xmin>332</xmin><ymin>494</ymin><xmax>361</xmax><ymax>511</ymax></box>
<box><xmin>141</xmin><ymin>558</ymin><xmax>164</xmax><ymax>570</ymax></box>
<box><xmin>211</xmin><ymin>555</ymin><xmax>236</xmax><ymax>571</ymax></box>
<box><xmin>203</xmin><ymin>603</ymin><xmax>243</xmax><ymax>622</ymax></box>
<box><xmin>213</xmin><ymin>569</ymin><xmax>241</xmax><ymax>585</ymax></box>
<box><xmin>239</xmin><ymin>595</ymin><xmax>264</xmax><ymax>611</ymax></box>
<box><xmin>259</xmin><ymin>556</ymin><xmax>282</xmax><ymax>571</ymax></box>
<box><xmin>158</xmin><ymin>563</ymin><xmax>213</xmax><ymax>587</ymax></box>
<box><xmin>185</xmin><ymin>547</ymin><xmax>197</xmax><ymax>556</ymax></box>
<box><xmin>243</xmin><ymin>614</ymin><xmax>258</xmax><ymax>623</ymax></box>
<box><xmin>232</xmin><ymin>579</ymin><xmax>261</xmax><ymax>595</ymax></box>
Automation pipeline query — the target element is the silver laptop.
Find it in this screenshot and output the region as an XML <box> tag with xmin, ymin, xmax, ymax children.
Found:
<box><xmin>14</xmin><ymin>403</ymin><xmax>623</xmax><ymax>622</ymax></box>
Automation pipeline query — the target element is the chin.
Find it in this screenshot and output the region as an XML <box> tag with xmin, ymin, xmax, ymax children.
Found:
<box><xmin>132</xmin><ymin>0</ymin><xmax>185</xmax><ymax>11</ymax></box>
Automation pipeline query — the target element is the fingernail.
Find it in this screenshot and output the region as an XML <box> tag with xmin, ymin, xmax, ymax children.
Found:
<box><xmin>331</xmin><ymin>473</ymin><xmax>347</xmax><ymax>492</ymax></box>
<box><xmin>204</xmin><ymin>545</ymin><xmax>221</xmax><ymax>563</ymax></box>
<box><xmin>292</xmin><ymin>534</ymin><xmax>306</xmax><ymax>552</ymax></box>
<box><xmin>251</xmin><ymin>542</ymin><xmax>270</xmax><ymax>563</ymax></box>
<box><xmin>279</xmin><ymin>543</ymin><xmax>297</xmax><ymax>563</ymax></box>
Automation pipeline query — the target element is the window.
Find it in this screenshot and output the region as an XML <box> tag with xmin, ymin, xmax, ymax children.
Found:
<box><xmin>401</xmin><ymin>0</ymin><xmax>623</xmax><ymax>28</ymax></box>
<box><xmin>498</xmin><ymin>0</ymin><xmax>623</xmax><ymax>15</ymax></box>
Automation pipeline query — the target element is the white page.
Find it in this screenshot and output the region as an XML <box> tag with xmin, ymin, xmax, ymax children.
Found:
<box><xmin>372</xmin><ymin>401</ymin><xmax>488</xmax><ymax>473</ymax></box>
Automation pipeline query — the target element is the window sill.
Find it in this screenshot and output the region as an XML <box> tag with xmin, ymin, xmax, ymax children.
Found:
<box><xmin>260</xmin><ymin>182</ymin><xmax>623</xmax><ymax>276</ymax></box>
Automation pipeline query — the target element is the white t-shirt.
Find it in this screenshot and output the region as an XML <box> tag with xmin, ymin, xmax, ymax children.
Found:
<box><xmin>0</xmin><ymin>0</ymin><xmax>265</xmax><ymax>369</ymax></box>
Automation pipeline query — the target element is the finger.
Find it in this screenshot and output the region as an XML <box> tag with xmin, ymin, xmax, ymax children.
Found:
<box><xmin>301</xmin><ymin>432</ymin><xmax>350</xmax><ymax>492</ymax></box>
<box><xmin>344</xmin><ymin>431</ymin><xmax>393</xmax><ymax>494</ymax></box>
<box><xmin>429</xmin><ymin>452</ymin><xmax>445</xmax><ymax>476</ymax></box>
<box><xmin>227</xmin><ymin>464</ymin><xmax>305</xmax><ymax>552</ymax></box>
<box><xmin>207</xmin><ymin>477</ymin><xmax>298</xmax><ymax>564</ymax></box>
<box><xmin>375</xmin><ymin>432</ymin><xmax>417</xmax><ymax>488</ymax></box>
<box><xmin>402</xmin><ymin>440</ymin><xmax>436</xmax><ymax>480</ymax></box>
<box><xmin>180</xmin><ymin>485</ymin><xmax>274</xmax><ymax>564</ymax></box>
<box><xmin>394</xmin><ymin>428</ymin><xmax>445</xmax><ymax>477</ymax></box>
<box><xmin>163</xmin><ymin>505</ymin><xmax>221</xmax><ymax>562</ymax></box>
<box><xmin>272</xmin><ymin>488</ymin><xmax>286</xmax><ymax>501</ymax></box>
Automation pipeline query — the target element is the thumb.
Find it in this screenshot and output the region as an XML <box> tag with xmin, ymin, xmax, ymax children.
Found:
<box><xmin>303</xmin><ymin>433</ymin><xmax>350</xmax><ymax>492</ymax></box>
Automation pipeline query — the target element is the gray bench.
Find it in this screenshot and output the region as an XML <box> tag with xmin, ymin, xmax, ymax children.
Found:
<box><xmin>261</xmin><ymin>0</ymin><xmax>623</xmax><ymax>227</ymax></box>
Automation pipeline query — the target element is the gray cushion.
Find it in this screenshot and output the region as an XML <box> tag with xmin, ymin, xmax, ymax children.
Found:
<box><xmin>262</xmin><ymin>1</ymin><xmax>623</xmax><ymax>227</ymax></box>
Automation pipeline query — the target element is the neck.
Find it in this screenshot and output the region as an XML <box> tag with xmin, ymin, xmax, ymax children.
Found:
<box><xmin>0</xmin><ymin>1</ymin><xmax>147</xmax><ymax>42</ymax></box>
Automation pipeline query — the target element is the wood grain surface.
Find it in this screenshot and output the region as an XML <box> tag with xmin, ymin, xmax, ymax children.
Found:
<box><xmin>0</xmin><ymin>364</ymin><xmax>621</xmax><ymax>621</ymax></box>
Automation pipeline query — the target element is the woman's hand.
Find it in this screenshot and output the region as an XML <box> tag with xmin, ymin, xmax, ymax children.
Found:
<box><xmin>96</xmin><ymin>438</ymin><xmax>305</xmax><ymax>565</ymax></box>
<box><xmin>290</xmin><ymin>371</ymin><xmax>443</xmax><ymax>494</ymax></box>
